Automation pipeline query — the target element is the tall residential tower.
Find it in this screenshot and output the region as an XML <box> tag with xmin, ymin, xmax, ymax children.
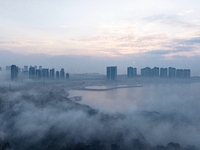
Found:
<box><xmin>107</xmin><ymin>66</ymin><xmax>117</xmax><ymax>80</ymax></box>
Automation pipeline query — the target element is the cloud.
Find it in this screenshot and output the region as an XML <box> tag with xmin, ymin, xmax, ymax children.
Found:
<box><xmin>1</xmin><ymin>80</ymin><xmax>200</xmax><ymax>149</ymax></box>
<box><xmin>1</xmin><ymin>18</ymin><xmax>200</xmax><ymax>69</ymax></box>
<box><xmin>178</xmin><ymin>10</ymin><xmax>194</xmax><ymax>16</ymax></box>
<box><xmin>59</xmin><ymin>25</ymin><xmax>69</xmax><ymax>28</ymax></box>
<box><xmin>143</xmin><ymin>14</ymin><xmax>199</xmax><ymax>28</ymax></box>
<box><xmin>145</xmin><ymin>49</ymin><xmax>187</xmax><ymax>55</ymax></box>
<box><xmin>175</xmin><ymin>37</ymin><xmax>200</xmax><ymax>45</ymax></box>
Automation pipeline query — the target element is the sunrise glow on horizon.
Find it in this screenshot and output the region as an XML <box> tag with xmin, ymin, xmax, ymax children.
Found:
<box><xmin>0</xmin><ymin>0</ymin><xmax>200</xmax><ymax>58</ymax></box>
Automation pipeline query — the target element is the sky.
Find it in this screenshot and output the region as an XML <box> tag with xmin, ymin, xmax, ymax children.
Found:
<box><xmin>0</xmin><ymin>0</ymin><xmax>200</xmax><ymax>75</ymax></box>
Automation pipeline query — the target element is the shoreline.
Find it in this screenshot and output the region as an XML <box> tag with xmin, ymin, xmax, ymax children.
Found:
<box><xmin>76</xmin><ymin>85</ymin><xmax>143</xmax><ymax>91</ymax></box>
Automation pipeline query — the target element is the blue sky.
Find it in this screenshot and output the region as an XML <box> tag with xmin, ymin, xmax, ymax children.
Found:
<box><xmin>0</xmin><ymin>0</ymin><xmax>200</xmax><ymax>74</ymax></box>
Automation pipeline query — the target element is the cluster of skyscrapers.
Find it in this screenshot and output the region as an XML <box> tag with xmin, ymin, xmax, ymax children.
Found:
<box><xmin>107</xmin><ymin>66</ymin><xmax>191</xmax><ymax>80</ymax></box>
<box><xmin>140</xmin><ymin>67</ymin><xmax>190</xmax><ymax>78</ymax></box>
<box><xmin>0</xmin><ymin>65</ymin><xmax>192</xmax><ymax>81</ymax></box>
<box><xmin>9</xmin><ymin>65</ymin><xmax>69</xmax><ymax>80</ymax></box>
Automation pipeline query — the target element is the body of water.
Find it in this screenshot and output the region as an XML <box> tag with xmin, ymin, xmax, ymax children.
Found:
<box><xmin>69</xmin><ymin>83</ymin><xmax>200</xmax><ymax>114</ymax></box>
<box><xmin>68</xmin><ymin>82</ymin><xmax>200</xmax><ymax>147</ymax></box>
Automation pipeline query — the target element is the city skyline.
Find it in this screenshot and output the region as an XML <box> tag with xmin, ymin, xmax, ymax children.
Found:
<box><xmin>0</xmin><ymin>1</ymin><xmax>200</xmax><ymax>75</ymax></box>
<box><xmin>4</xmin><ymin>64</ymin><xmax>191</xmax><ymax>81</ymax></box>
<box><xmin>1</xmin><ymin>2</ymin><xmax>200</xmax><ymax>148</ymax></box>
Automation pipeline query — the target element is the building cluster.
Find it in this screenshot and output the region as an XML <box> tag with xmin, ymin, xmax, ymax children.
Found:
<box><xmin>139</xmin><ymin>67</ymin><xmax>191</xmax><ymax>78</ymax></box>
<box><xmin>107</xmin><ymin>66</ymin><xmax>191</xmax><ymax>80</ymax></box>
<box><xmin>10</xmin><ymin>65</ymin><xmax>69</xmax><ymax>80</ymax></box>
<box><xmin>0</xmin><ymin>65</ymin><xmax>191</xmax><ymax>81</ymax></box>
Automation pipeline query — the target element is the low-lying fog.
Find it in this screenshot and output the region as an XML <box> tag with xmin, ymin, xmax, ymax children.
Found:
<box><xmin>0</xmin><ymin>79</ymin><xmax>200</xmax><ymax>150</ymax></box>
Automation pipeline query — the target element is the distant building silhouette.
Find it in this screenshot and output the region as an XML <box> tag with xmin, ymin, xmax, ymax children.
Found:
<box><xmin>11</xmin><ymin>65</ymin><xmax>18</xmax><ymax>80</ymax></box>
<box><xmin>176</xmin><ymin>69</ymin><xmax>183</xmax><ymax>78</ymax></box>
<box><xmin>107</xmin><ymin>66</ymin><xmax>117</xmax><ymax>80</ymax></box>
<box><xmin>127</xmin><ymin>67</ymin><xmax>137</xmax><ymax>78</ymax></box>
<box><xmin>36</xmin><ymin>69</ymin><xmax>42</xmax><ymax>79</ymax></box>
<box><xmin>39</xmin><ymin>66</ymin><xmax>42</xmax><ymax>70</ymax></box>
<box><xmin>66</xmin><ymin>73</ymin><xmax>69</xmax><ymax>79</ymax></box>
<box><xmin>160</xmin><ymin>68</ymin><xmax>168</xmax><ymax>78</ymax></box>
<box><xmin>23</xmin><ymin>66</ymin><xmax>29</xmax><ymax>75</ymax></box>
<box><xmin>50</xmin><ymin>68</ymin><xmax>55</xmax><ymax>79</ymax></box>
<box><xmin>24</xmin><ymin>66</ymin><xmax>28</xmax><ymax>72</ymax></box>
<box><xmin>169</xmin><ymin>67</ymin><xmax>176</xmax><ymax>78</ymax></box>
<box><xmin>56</xmin><ymin>71</ymin><xmax>59</xmax><ymax>79</ymax></box>
<box><xmin>0</xmin><ymin>67</ymin><xmax>2</xmax><ymax>71</ymax></box>
<box><xmin>6</xmin><ymin>63</ymin><xmax>192</xmax><ymax>81</ymax></box>
<box><xmin>60</xmin><ymin>68</ymin><xmax>65</xmax><ymax>79</ymax></box>
<box><xmin>141</xmin><ymin>67</ymin><xmax>151</xmax><ymax>77</ymax></box>
<box><xmin>150</xmin><ymin>67</ymin><xmax>159</xmax><ymax>77</ymax></box>
<box><xmin>183</xmin><ymin>69</ymin><xmax>191</xmax><ymax>78</ymax></box>
<box><xmin>42</xmin><ymin>69</ymin><xmax>49</xmax><ymax>78</ymax></box>
<box><xmin>29</xmin><ymin>66</ymin><xmax>36</xmax><ymax>79</ymax></box>
<box><xmin>141</xmin><ymin>67</ymin><xmax>159</xmax><ymax>77</ymax></box>
<box><xmin>176</xmin><ymin>69</ymin><xmax>191</xmax><ymax>78</ymax></box>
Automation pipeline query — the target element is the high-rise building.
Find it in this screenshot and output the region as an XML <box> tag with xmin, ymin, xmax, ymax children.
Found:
<box><xmin>0</xmin><ymin>67</ymin><xmax>2</xmax><ymax>71</ymax></box>
<box><xmin>56</xmin><ymin>71</ymin><xmax>59</xmax><ymax>79</ymax></box>
<box><xmin>11</xmin><ymin>65</ymin><xmax>18</xmax><ymax>80</ymax></box>
<box><xmin>36</xmin><ymin>69</ymin><xmax>42</xmax><ymax>79</ymax></box>
<box><xmin>183</xmin><ymin>69</ymin><xmax>191</xmax><ymax>78</ymax></box>
<box><xmin>150</xmin><ymin>67</ymin><xmax>159</xmax><ymax>77</ymax></box>
<box><xmin>107</xmin><ymin>66</ymin><xmax>117</xmax><ymax>80</ymax></box>
<box><xmin>42</xmin><ymin>69</ymin><xmax>49</xmax><ymax>78</ymax></box>
<box><xmin>127</xmin><ymin>67</ymin><xmax>137</xmax><ymax>78</ymax></box>
<box><xmin>160</xmin><ymin>68</ymin><xmax>168</xmax><ymax>78</ymax></box>
<box><xmin>169</xmin><ymin>67</ymin><xmax>176</xmax><ymax>78</ymax></box>
<box><xmin>141</xmin><ymin>67</ymin><xmax>151</xmax><ymax>77</ymax></box>
<box><xmin>22</xmin><ymin>66</ymin><xmax>29</xmax><ymax>77</ymax></box>
<box><xmin>39</xmin><ymin>66</ymin><xmax>42</xmax><ymax>70</ymax></box>
<box><xmin>66</xmin><ymin>73</ymin><xmax>69</xmax><ymax>79</ymax></box>
<box><xmin>176</xmin><ymin>69</ymin><xmax>183</xmax><ymax>78</ymax></box>
<box><xmin>176</xmin><ymin>69</ymin><xmax>191</xmax><ymax>78</ymax></box>
<box><xmin>50</xmin><ymin>68</ymin><xmax>55</xmax><ymax>79</ymax></box>
<box><xmin>23</xmin><ymin>66</ymin><xmax>28</xmax><ymax>72</ymax></box>
<box><xmin>60</xmin><ymin>68</ymin><xmax>65</xmax><ymax>79</ymax></box>
<box><xmin>29</xmin><ymin>66</ymin><xmax>36</xmax><ymax>79</ymax></box>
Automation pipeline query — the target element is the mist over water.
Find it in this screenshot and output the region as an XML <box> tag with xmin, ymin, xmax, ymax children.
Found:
<box><xmin>0</xmin><ymin>80</ymin><xmax>200</xmax><ymax>150</ymax></box>
<box><xmin>69</xmin><ymin>83</ymin><xmax>200</xmax><ymax>146</ymax></box>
